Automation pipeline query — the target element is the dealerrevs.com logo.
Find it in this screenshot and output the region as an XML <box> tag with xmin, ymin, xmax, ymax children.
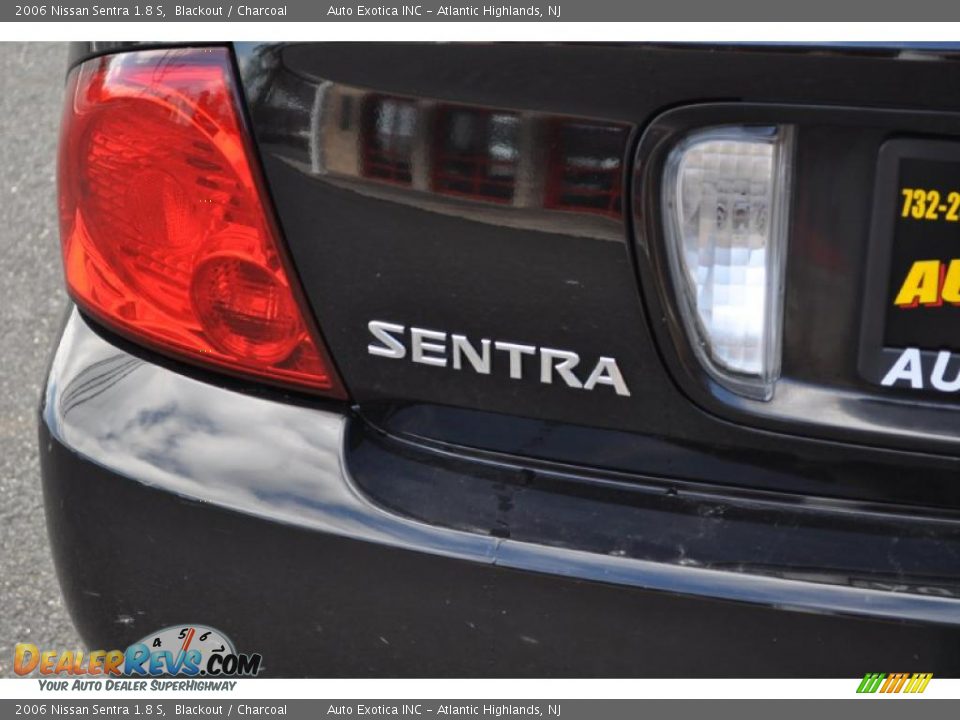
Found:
<box><xmin>14</xmin><ymin>624</ymin><xmax>263</xmax><ymax>686</ymax></box>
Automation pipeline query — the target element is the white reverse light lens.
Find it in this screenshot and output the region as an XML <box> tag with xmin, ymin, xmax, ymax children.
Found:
<box><xmin>662</xmin><ymin>125</ymin><xmax>793</xmax><ymax>401</ymax></box>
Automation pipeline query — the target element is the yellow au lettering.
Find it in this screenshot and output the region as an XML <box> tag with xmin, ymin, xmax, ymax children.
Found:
<box><xmin>941</xmin><ymin>260</ymin><xmax>960</xmax><ymax>304</ymax></box>
<box><xmin>894</xmin><ymin>259</ymin><xmax>948</xmax><ymax>307</ymax></box>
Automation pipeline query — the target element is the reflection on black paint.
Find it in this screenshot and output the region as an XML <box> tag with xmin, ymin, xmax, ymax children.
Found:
<box><xmin>241</xmin><ymin>48</ymin><xmax>629</xmax><ymax>228</ymax></box>
<box><xmin>432</xmin><ymin>106</ymin><xmax>519</xmax><ymax>203</ymax></box>
<box><xmin>546</xmin><ymin>121</ymin><xmax>627</xmax><ymax>218</ymax></box>
<box><xmin>362</xmin><ymin>95</ymin><xmax>417</xmax><ymax>185</ymax></box>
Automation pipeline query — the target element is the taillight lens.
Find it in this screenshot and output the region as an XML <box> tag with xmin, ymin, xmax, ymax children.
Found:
<box><xmin>662</xmin><ymin>125</ymin><xmax>793</xmax><ymax>401</ymax></box>
<box><xmin>58</xmin><ymin>48</ymin><xmax>345</xmax><ymax>397</ymax></box>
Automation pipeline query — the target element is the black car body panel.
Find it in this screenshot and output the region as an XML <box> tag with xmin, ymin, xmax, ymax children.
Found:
<box><xmin>39</xmin><ymin>310</ymin><xmax>960</xmax><ymax>676</ymax></box>
<box><xmin>233</xmin><ymin>42</ymin><xmax>960</xmax><ymax>509</ymax></box>
<box><xmin>43</xmin><ymin>42</ymin><xmax>960</xmax><ymax>676</ymax></box>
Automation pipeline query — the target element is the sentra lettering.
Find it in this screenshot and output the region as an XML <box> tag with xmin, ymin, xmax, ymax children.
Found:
<box><xmin>367</xmin><ymin>320</ymin><xmax>631</xmax><ymax>397</ymax></box>
<box><xmin>893</xmin><ymin>259</ymin><xmax>960</xmax><ymax>307</ymax></box>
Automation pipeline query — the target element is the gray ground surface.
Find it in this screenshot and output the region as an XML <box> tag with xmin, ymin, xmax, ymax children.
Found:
<box><xmin>0</xmin><ymin>42</ymin><xmax>82</xmax><ymax>677</ymax></box>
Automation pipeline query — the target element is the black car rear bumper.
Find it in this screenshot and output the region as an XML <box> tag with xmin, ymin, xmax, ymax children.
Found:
<box><xmin>39</xmin><ymin>309</ymin><xmax>960</xmax><ymax>676</ymax></box>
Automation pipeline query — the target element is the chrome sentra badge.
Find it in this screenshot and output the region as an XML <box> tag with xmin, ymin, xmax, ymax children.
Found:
<box><xmin>367</xmin><ymin>320</ymin><xmax>631</xmax><ymax>397</ymax></box>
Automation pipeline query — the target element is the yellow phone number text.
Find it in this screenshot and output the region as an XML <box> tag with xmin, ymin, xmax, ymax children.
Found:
<box><xmin>901</xmin><ymin>188</ymin><xmax>960</xmax><ymax>221</ymax></box>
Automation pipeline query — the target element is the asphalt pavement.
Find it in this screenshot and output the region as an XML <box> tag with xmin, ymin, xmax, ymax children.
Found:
<box><xmin>0</xmin><ymin>42</ymin><xmax>82</xmax><ymax>676</ymax></box>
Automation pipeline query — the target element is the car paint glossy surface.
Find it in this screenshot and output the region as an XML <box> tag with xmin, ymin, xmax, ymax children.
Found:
<box><xmin>229</xmin><ymin>42</ymin><xmax>960</xmax><ymax>511</ymax></box>
<box><xmin>44</xmin><ymin>42</ymin><xmax>960</xmax><ymax>676</ymax></box>
<box><xmin>39</xmin><ymin>309</ymin><xmax>960</xmax><ymax>675</ymax></box>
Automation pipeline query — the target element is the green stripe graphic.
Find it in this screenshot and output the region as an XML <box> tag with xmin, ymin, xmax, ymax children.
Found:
<box><xmin>857</xmin><ymin>673</ymin><xmax>886</xmax><ymax>693</ymax></box>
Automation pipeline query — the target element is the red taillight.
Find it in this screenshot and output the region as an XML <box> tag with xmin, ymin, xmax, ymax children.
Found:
<box><xmin>58</xmin><ymin>48</ymin><xmax>345</xmax><ymax>398</ymax></box>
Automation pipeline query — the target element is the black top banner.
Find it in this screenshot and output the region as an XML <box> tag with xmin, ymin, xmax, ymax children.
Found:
<box><xmin>9</xmin><ymin>0</ymin><xmax>960</xmax><ymax>21</ymax></box>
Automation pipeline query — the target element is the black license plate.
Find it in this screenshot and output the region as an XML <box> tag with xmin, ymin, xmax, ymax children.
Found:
<box><xmin>885</xmin><ymin>156</ymin><xmax>960</xmax><ymax>351</ymax></box>
<box><xmin>859</xmin><ymin>139</ymin><xmax>960</xmax><ymax>393</ymax></box>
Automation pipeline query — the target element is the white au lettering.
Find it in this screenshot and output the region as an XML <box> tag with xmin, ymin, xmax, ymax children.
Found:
<box><xmin>881</xmin><ymin>347</ymin><xmax>923</xmax><ymax>389</ymax></box>
<box><xmin>931</xmin><ymin>351</ymin><xmax>960</xmax><ymax>392</ymax></box>
<box><xmin>881</xmin><ymin>347</ymin><xmax>960</xmax><ymax>393</ymax></box>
